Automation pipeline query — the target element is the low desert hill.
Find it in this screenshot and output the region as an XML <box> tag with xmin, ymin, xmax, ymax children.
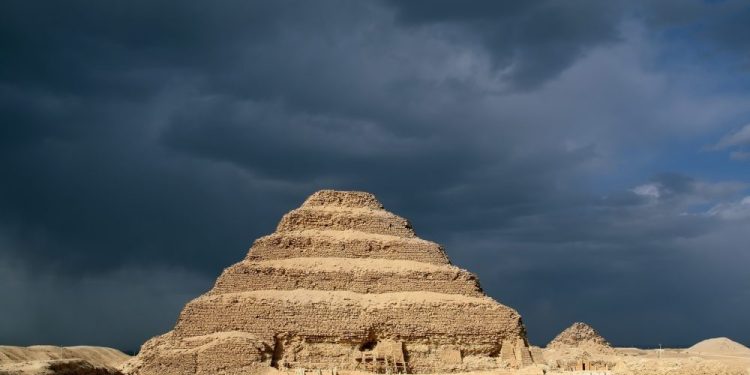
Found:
<box><xmin>688</xmin><ymin>337</ymin><xmax>750</xmax><ymax>356</ymax></box>
<box><xmin>0</xmin><ymin>345</ymin><xmax>130</xmax><ymax>375</ymax></box>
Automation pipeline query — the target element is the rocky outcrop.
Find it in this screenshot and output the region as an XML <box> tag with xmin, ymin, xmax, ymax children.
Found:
<box><xmin>124</xmin><ymin>190</ymin><xmax>533</xmax><ymax>374</ymax></box>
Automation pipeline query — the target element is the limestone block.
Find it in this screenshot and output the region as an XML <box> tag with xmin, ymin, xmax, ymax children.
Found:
<box><xmin>437</xmin><ymin>349</ymin><xmax>462</xmax><ymax>364</ymax></box>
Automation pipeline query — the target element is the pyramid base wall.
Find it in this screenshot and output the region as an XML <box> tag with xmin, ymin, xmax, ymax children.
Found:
<box><xmin>172</xmin><ymin>291</ymin><xmax>524</xmax><ymax>345</ymax></box>
<box><xmin>122</xmin><ymin>332</ymin><xmax>273</xmax><ymax>375</ymax></box>
<box><xmin>126</xmin><ymin>332</ymin><xmax>533</xmax><ymax>375</ymax></box>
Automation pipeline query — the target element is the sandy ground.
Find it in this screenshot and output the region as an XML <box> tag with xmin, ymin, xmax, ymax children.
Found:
<box><xmin>244</xmin><ymin>345</ymin><xmax>750</xmax><ymax>375</ymax></box>
<box><xmin>3</xmin><ymin>338</ymin><xmax>749</xmax><ymax>375</ymax></box>
<box><xmin>613</xmin><ymin>347</ymin><xmax>750</xmax><ymax>374</ymax></box>
<box><xmin>540</xmin><ymin>345</ymin><xmax>750</xmax><ymax>375</ymax></box>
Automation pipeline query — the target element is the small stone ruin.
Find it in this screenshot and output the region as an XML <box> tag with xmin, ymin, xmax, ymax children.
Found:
<box><xmin>546</xmin><ymin>322</ymin><xmax>614</xmax><ymax>372</ymax></box>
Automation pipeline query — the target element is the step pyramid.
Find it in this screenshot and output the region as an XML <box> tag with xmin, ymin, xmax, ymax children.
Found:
<box><xmin>124</xmin><ymin>190</ymin><xmax>533</xmax><ymax>374</ymax></box>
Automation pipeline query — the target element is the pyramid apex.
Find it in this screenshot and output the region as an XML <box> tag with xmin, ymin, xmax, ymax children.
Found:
<box><xmin>302</xmin><ymin>189</ymin><xmax>384</xmax><ymax>209</ymax></box>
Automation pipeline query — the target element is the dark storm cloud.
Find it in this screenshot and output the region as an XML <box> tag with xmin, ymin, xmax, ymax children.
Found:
<box><xmin>0</xmin><ymin>1</ymin><xmax>285</xmax><ymax>95</ymax></box>
<box><xmin>1</xmin><ymin>0</ymin><xmax>750</xmax><ymax>350</ymax></box>
<box><xmin>385</xmin><ymin>0</ymin><xmax>626</xmax><ymax>89</ymax></box>
<box><xmin>448</xmin><ymin>175</ymin><xmax>750</xmax><ymax>346</ymax></box>
<box><xmin>0</xmin><ymin>0</ymin><xmax>355</xmax><ymax>273</ymax></box>
<box><xmin>385</xmin><ymin>0</ymin><xmax>750</xmax><ymax>87</ymax></box>
<box><xmin>0</xmin><ymin>251</ymin><xmax>209</xmax><ymax>350</ymax></box>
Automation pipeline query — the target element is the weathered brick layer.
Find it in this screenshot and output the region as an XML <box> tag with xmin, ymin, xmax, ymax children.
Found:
<box><xmin>174</xmin><ymin>290</ymin><xmax>522</xmax><ymax>344</ymax></box>
<box><xmin>124</xmin><ymin>332</ymin><xmax>271</xmax><ymax>375</ymax></box>
<box><xmin>246</xmin><ymin>230</ymin><xmax>450</xmax><ymax>265</ymax></box>
<box><xmin>276</xmin><ymin>207</ymin><xmax>415</xmax><ymax>238</ymax></box>
<box><xmin>302</xmin><ymin>190</ymin><xmax>384</xmax><ymax>210</ymax></box>
<box><xmin>210</xmin><ymin>258</ymin><xmax>483</xmax><ymax>297</ymax></box>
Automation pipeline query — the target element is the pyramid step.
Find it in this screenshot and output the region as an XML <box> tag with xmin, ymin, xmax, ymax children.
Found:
<box><xmin>302</xmin><ymin>190</ymin><xmax>384</xmax><ymax>210</ymax></box>
<box><xmin>173</xmin><ymin>290</ymin><xmax>524</xmax><ymax>346</ymax></box>
<box><xmin>247</xmin><ymin>230</ymin><xmax>450</xmax><ymax>265</ymax></box>
<box><xmin>210</xmin><ymin>258</ymin><xmax>483</xmax><ymax>297</ymax></box>
<box><xmin>276</xmin><ymin>207</ymin><xmax>415</xmax><ymax>238</ymax></box>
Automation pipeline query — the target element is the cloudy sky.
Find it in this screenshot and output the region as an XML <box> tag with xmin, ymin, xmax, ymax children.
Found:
<box><xmin>2</xmin><ymin>0</ymin><xmax>750</xmax><ymax>351</ymax></box>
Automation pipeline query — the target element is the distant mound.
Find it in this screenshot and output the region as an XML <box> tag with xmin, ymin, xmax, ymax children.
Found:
<box><xmin>547</xmin><ymin>322</ymin><xmax>611</xmax><ymax>350</ymax></box>
<box><xmin>688</xmin><ymin>337</ymin><xmax>750</xmax><ymax>356</ymax></box>
<box><xmin>0</xmin><ymin>346</ymin><xmax>129</xmax><ymax>375</ymax></box>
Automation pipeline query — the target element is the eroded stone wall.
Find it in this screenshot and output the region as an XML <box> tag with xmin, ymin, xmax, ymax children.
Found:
<box><xmin>173</xmin><ymin>291</ymin><xmax>523</xmax><ymax>344</ymax></box>
<box><xmin>209</xmin><ymin>259</ymin><xmax>483</xmax><ymax>296</ymax></box>
<box><xmin>277</xmin><ymin>208</ymin><xmax>415</xmax><ymax>238</ymax></box>
<box><xmin>246</xmin><ymin>231</ymin><xmax>450</xmax><ymax>265</ymax></box>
